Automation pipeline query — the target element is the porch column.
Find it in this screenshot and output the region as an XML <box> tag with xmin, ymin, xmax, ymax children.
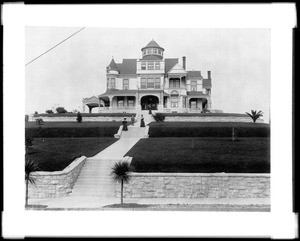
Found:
<box><xmin>98</xmin><ymin>98</ymin><xmax>101</xmax><ymax>112</ymax></box>
<box><xmin>108</xmin><ymin>96</ymin><xmax>112</xmax><ymax>110</ymax></box>
<box><xmin>82</xmin><ymin>102</ymin><xmax>86</xmax><ymax>113</ymax></box>
<box><xmin>124</xmin><ymin>96</ymin><xmax>128</xmax><ymax>107</ymax></box>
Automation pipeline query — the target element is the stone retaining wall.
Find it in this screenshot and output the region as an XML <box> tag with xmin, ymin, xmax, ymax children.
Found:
<box><xmin>120</xmin><ymin>173</ymin><xmax>270</xmax><ymax>198</ymax></box>
<box><xmin>28</xmin><ymin>156</ymin><xmax>86</xmax><ymax>199</ymax></box>
<box><xmin>165</xmin><ymin>116</ymin><xmax>263</xmax><ymax>123</ymax></box>
<box><xmin>28</xmin><ymin>116</ymin><xmax>127</xmax><ymax>122</ymax></box>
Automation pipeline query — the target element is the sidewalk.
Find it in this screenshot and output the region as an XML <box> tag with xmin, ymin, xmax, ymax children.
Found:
<box><xmin>28</xmin><ymin>196</ymin><xmax>269</xmax><ymax>210</ymax></box>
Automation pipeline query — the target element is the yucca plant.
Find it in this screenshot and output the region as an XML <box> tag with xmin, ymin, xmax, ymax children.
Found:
<box><xmin>111</xmin><ymin>161</ymin><xmax>132</xmax><ymax>205</ymax></box>
<box><xmin>246</xmin><ymin>110</ymin><xmax>263</xmax><ymax>123</ymax></box>
<box><xmin>25</xmin><ymin>159</ymin><xmax>39</xmax><ymax>206</ymax></box>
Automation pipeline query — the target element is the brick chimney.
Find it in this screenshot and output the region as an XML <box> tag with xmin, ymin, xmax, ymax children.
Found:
<box><xmin>182</xmin><ymin>56</ymin><xmax>186</xmax><ymax>70</ymax></box>
<box><xmin>207</xmin><ymin>71</ymin><xmax>211</xmax><ymax>79</ymax></box>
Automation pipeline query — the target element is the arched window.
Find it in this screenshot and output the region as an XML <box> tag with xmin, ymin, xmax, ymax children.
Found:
<box><xmin>170</xmin><ymin>91</ymin><xmax>179</xmax><ymax>108</ymax></box>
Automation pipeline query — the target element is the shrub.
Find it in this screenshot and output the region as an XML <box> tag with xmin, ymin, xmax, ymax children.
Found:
<box><xmin>35</xmin><ymin>118</ymin><xmax>44</xmax><ymax>126</ymax></box>
<box><xmin>56</xmin><ymin>107</ymin><xmax>67</xmax><ymax>113</ymax></box>
<box><xmin>46</xmin><ymin>109</ymin><xmax>54</xmax><ymax>114</ymax></box>
<box><xmin>152</xmin><ymin>113</ymin><xmax>165</xmax><ymax>122</ymax></box>
<box><xmin>76</xmin><ymin>112</ymin><xmax>82</xmax><ymax>123</ymax></box>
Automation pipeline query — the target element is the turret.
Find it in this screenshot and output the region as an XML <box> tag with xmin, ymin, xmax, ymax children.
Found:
<box><xmin>141</xmin><ymin>39</ymin><xmax>164</xmax><ymax>60</ymax></box>
<box><xmin>106</xmin><ymin>58</ymin><xmax>119</xmax><ymax>74</ymax></box>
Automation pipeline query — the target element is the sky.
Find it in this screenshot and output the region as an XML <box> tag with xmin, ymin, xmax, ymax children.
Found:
<box><xmin>25</xmin><ymin>27</ymin><xmax>270</xmax><ymax>122</ymax></box>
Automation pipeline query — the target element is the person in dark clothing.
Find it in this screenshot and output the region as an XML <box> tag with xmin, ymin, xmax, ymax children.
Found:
<box><xmin>122</xmin><ymin>118</ymin><xmax>128</xmax><ymax>131</ymax></box>
<box><xmin>149</xmin><ymin>106</ymin><xmax>152</xmax><ymax>114</ymax></box>
<box><xmin>131</xmin><ymin>115</ymin><xmax>135</xmax><ymax>126</ymax></box>
<box><xmin>140</xmin><ymin>115</ymin><xmax>145</xmax><ymax>127</ymax></box>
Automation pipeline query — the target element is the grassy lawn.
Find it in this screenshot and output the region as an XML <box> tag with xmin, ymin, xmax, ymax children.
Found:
<box><xmin>26</xmin><ymin>138</ymin><xmax>118</xmax><ymax>171</ymax></box>
<box><xmin>149</xmin><ymin>122</ymin><xmax>270</xmax><ymax>137</ymax></box>
<box><xmin>126</xmin><ymin>137</ymin><xmax>270</xmax><ymax>173</ymax></box>
<box><xmin>25</xmin><ymin>121</ymin><xmax>123</xmax><ymax>138</ymax></box>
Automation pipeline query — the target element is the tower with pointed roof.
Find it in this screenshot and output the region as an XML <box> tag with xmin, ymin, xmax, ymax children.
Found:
<box><xmin>83</xmin><ymin>39</ymin><xmax>212</xmax><ymax>114</ymax></box>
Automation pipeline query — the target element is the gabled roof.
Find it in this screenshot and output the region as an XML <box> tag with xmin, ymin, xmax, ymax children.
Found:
<box><xmin>107</xmin><ymin>58</ymin><xmax>119</xmax><ymax>71</ymax></box>
<box><xmin>165</xmin><ymin>58</ymin><xmax>178</xmax><ymax>73</ymax></box>
<box><xmin>168</xmin><ymin>63</ymin><xmax>187</xmax><ymax>75</ymax></box>
<box><xmin>141</xmin><ymin>40</ymin><xmax>164</xmax><ymax>51</ymax></box>
<box><xmin>187</xmin><ymin>71</ymin><xmax>202</xmax><ymax>78</ymax></box>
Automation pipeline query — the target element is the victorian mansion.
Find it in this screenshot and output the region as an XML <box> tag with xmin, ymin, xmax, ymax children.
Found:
<box><xmin>82</xmin><ymin>40</ymin><xmax>212</xmax><ymax>113</ymax></box>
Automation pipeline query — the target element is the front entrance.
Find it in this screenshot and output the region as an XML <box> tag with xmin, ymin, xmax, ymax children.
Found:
<box><xmin>141</xmin><ymin>95</ymin><xmax>159</xmax><ymax>110</ymax></box>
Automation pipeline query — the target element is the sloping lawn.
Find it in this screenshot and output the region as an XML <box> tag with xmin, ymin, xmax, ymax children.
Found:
<box><xmin>126</xmin><ymin>137</ymin><xmax>270</xmax><ymax>173</ymax></box>
<box><xmin>26</xmin><ymin>138</ymin><xmax>117</xmax><ymax>171</ymax></box>
<box><xmin>148</xmin><ymin>122</ymin><xmax>270</xmax><ymax>137</ymax></box>
<box><xmin>25</xmin><ymin>121</ymin><xmax>122</xmax><ymax>138</ymax></box>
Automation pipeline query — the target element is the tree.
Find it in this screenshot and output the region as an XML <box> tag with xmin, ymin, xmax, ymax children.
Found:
<box><xmin>25</xmin><ymin>159</ymin><xmax>39</xmax><ymax>206</ymax></box>
<box><xmin>111</xmin><ymin>161</ymin><xmax>132</xmax><ymax>205</ymax></box>
<box><xmin>46</xmin><ymin>109</ymin><xmax>54</xmax><ymax>114</ymax></box>
<box><xmin>246</xmin><ymin>110</ymin><xmax>263</xmax><ymax>123</ymax></box>
<box><xmin>56</xmin><ymin>107</ymin><xmax>67</xmax><ymax>113</ymax></box>
<box><xmin>76</xmin><ymin>111</ymin><xmax>82</xmax><ymax>123</ymax></box>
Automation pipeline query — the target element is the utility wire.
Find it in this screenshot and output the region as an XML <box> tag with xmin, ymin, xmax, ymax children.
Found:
<box><xmin>25</xmin><ymin>27</ymin><xmax>85</xmax><ymax>67</ymax></box>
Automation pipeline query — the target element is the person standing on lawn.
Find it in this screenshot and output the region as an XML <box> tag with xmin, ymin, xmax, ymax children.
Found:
<box><xmin>140</xmin><ymin>115</ymin><xmax>145</xmax><ymax>127</ymax></box>
<box><xmin>122</xmin><ymin>118</ymin><xmax>128</xmax><ymax>131</ymax></box>
<box><xmin>131</xmin><ymin>115</ymin><xmax>135</xmax><ymax>126</ymax></box>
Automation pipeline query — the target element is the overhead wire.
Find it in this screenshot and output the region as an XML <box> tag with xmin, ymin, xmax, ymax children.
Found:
<box><xmin>25</xmin><ymin>27</ymin><xmax>85</xmax><ymax>67</ymax></box>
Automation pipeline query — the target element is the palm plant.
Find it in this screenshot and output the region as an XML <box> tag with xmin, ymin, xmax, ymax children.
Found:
<box><xmin>246</xmin><ymin>110</ymin><xmax>263</xmax><ymax>123</ymax></box>
<box><xmin>111</xmin><ymin>161</ymin><xmax>132</xmax><ymax>205</ymax></box>
<box><xmin>25</xmin><ymin>159</ymin><xmax>39</xmax><ymax>206</ymax></box>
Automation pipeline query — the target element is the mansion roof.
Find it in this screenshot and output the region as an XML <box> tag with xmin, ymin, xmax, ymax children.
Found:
<box><xmin>187</xmin><ymin>71</ymin><xmax>202</xmax><ymax>78</ymax></box>
<box><xmin>112</xmin><ymin>58</ymin><xmax>179</xmax><ymax>75</ymax></box>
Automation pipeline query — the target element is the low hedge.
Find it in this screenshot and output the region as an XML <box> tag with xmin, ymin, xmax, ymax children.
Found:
<box><xmin>25</xmin><ymin>122</ymin><xmax>121</xmax><ymax>138</ymax></box>
<box><xmin>156</xmin><ymin>112</ymin><xmax>250</xmax><ymax>117</ymax></box>
<box><xmin>148</xmin><ymin>122</ymin><xmax>270</xmax><ymax>137</ymax></box>
<box><xmin>26</xmin><ymin>126</ymin><xmax>120</xmax><ymax>138</ymax></box>
<box><xmin>33</xmin><ymin>113</ymin><xmax>136</xmax><ymax>117</ymax></box>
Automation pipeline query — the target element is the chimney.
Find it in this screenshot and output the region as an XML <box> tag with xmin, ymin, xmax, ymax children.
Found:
<box><xmin>182</xmin><ymin>56</ymin><xmax>186</xmax><ymax>70</ymax></box>
<box><xmin>207</xmin><ymin>71</ymin><xmax>211</xmax><ymax>79</ymax></box>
